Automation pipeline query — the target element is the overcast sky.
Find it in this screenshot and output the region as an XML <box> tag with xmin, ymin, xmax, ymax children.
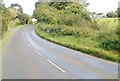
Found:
<box><xmin>87</xmin><ymin>0</ymin><xmax>119</xmax><ymax>14</ymax></box>
<box><xmin>3</xmin><ymin>0</ymin><xmax>38</xmax><ymax>15</ymax></box>
<box><xmin>3</xmin><ymin>0</ymin><xmax>120</xmax><ymax>15</ymax></box>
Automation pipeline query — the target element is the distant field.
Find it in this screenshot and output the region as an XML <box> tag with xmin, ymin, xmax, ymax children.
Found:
<box><xmin>96</xmin><ymin>18</ymin><xmax>118</xmax><ymax>29</ymax></box>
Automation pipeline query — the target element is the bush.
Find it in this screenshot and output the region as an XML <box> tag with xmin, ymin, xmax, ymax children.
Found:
<box><xmin>17</xmin><ymin>13</ymin><xmax>29</xmax><ymax>25</ymax></box>
<box><xmin>27</xmin><ymin>18</ymin><xmax>33</xmax><ymax>24</ymax></box>
<box><xmin>2</xmin><ymin>6</ymin><xmax>10</xmax><ymax>33</ymax></box>
<box><xmin>100</xmin><ymin>40</ymin><xmax>119</xmax><ymax>51</ymax></box>
<box><xmin>33</xmin><ymin>2</ymin><xmax>119</xmax><ymax>62</ymax></box>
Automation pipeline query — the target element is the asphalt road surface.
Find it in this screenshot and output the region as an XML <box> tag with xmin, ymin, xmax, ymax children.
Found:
<box><xmin>2</xmin><ymin>25</ymin><xmax>118</xmax><ymax>79</ymax></box>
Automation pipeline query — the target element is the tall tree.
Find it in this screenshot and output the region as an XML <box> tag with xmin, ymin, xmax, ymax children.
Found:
<box><xmin>17</xmin><ymin>13</ymin><xmax>30</xmax><ymax>24</ymax></box>
<box><xmin>106</xmin><ymin>11</ymin><xmax>117</xmax><ymax>18</ymax></box>
<box><xmin>116</xmin><ymin>8</ymin><xmax>120</xmax><ymax>18</ymax></box>
<box><xmin>97</xmin><ymin>13</ymin><xmax>104</xmax><ymax>18</ymax></box>
<box><xmin>10</xmin><ymin>3</ymin><xmax>23</xmax><ymax>13</ymax></box>
<box><xmin>2</xmin><ymin>5</ymin><xmax>10</xmax><ymax>33</ymax></box>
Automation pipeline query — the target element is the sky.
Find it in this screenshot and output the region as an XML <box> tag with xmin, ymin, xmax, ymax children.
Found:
<box><xmin>3</xmin><ymin>0</ymin><xmax>38</xmax><ymax>15</ymax></box>
<box><xmin>86</xmin><ymin>0</ymin><xmax>120</xmax><ymax>14</ymax></box>
<box><xmin>3</xmin><ymin>0</ymin><xmax>120</xmax><ymax>15</ymax></box>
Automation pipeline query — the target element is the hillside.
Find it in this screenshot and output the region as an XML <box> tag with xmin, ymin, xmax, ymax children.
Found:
<box><xmin>33</xmin><ymin>2</ymin><xmax>119</xmax><ymax>62</ymax></box>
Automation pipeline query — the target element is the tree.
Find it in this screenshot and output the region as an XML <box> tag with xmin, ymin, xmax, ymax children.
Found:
<box><xmin>97</xmin><ymin>13</ymin><xmax>104</xmax><ymax>18</ymax></box>
<box><xmin>0</xmin><ymin>0</ymin><xmax>3</xmax><ymax>35</ymax></box>
<box><xmin>33</xmin><ymin>2</ymin><xmax>92</xmax><ymax>25</ymax></box>
<box><xmin>116</xmin><ymin>8</ymin><xmax>120</xmax><ymax>18</ymax></box>
<box><xmin>106</xmin><ymin>11</ymin><xmax>117</xmax><ymax>18</ymax></box>
<box><xmin>0</xmin><ymin>2</ymin><xmax>11</xmax><ymax>34</ymax></box>
<box><xmin>10</xmin><ymin>3</ymin><xmax>23</xmax><ymax>13</ymax></box>
<box><xmin>8</xmin><ymin>8</ymin><xmax>18</xmax><ymax>20</ymax></box>
<box><xmin>17</xmin><ymin>13</ymin><xmax>30</xmax><ymax>24</ymax></box>
<box><xmin>49</xmin><ymin>2</ymin><xmax>70</xmax><ymax>10</ymax></box>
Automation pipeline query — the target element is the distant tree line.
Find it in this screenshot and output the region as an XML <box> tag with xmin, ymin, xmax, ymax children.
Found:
<box><xmin>105</xmin><ymin>8</ymin><xmax>120</xmax><ymax>18</ymax></box>
<box><xmin>0</xmin><ymin>2</ymin><xmax>31</xmax><ymax>36</ymax></box>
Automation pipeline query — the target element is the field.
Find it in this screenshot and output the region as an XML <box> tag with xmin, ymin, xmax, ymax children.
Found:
<box><xmin>96</xmin><ymin>18</ymin><xmax>118</xmax><ymax>29</ymax></box>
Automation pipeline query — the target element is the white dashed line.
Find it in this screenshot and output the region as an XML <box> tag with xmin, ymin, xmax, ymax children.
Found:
<box><xmin>47</xmin><ymin>59</ymin><xmax>66</xmax><ymax>73</ymax></box>
<box><xmin>23</xmin><ymin>27</ymin><xmax>42</xmax><ymax>56</ymax></box>
<box><xmin>28</xmin><ymin>44</ymin><xmax>32</xmax><ymax>48</ymax></box>
<box><xmin>34</xmin><ymin>49</ymin><xmax>42</xmax><ymax>56</ymax></box>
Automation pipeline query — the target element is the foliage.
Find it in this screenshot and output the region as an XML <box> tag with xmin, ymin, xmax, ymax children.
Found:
<box><xmin>1</xmin><ymin>2</ymin><xmax>30</xmax><ymax>37</ymax></box>
<box><xmin>96</xmin><ymin>18</ymin><xmax>119</xmax><ymax>51</ymax></box>
<box><xmin>16</xmin><ymin>13</ymin><xmax>30</xmax><ymax>25</ymax></box>
<box><xmin>0</xmin><ymin>0</ymin><xmax>2</xmax><ymax>34</ymax></box>
<box><xmin>8</xmin><ymin>19</ymin><xmax>21</xmax><ymax>28</ymax></box>
<box><xmin>49</xmin><ymin>2</ymin><xmax>70</xmax><ymax>10</ymax></box>
<box><xmin>35</xmin><ymin>23</ymin><xmax>119</xmax><ymax>62</ymax></box>
<box><xmin>10</xmin><ymin>3</ymin><xmax>23</xmax><ymax>13</ymax></box>
<box><xmin>2</xmin><ymin>5</ymin><xmax>10</xmax><ymax>33</ymax></box>
<box><xmin>106</xmin><ymin>11</ymin><xmax>117</xmax><ymax>18</ymax></box>
<box><xmin>27</xmin><ymin>18</ymin><xmax>33</xmax><ymax>24</ymax></box>
<box><xmin>8</xmin><ymin>8</ymin><xmax>18</xmax><ymax>20</ymax></box>
<box><xmin>116</xmin><ymin>8</ymin><xmax>120</xmax><ymax>18</ymax></box>
<box><xmin>96</xmin><ymin>18</ymin><xmax>118</xmax><ymax>29</ymax></box>
<box><xmin>33</xmin><ymin>2</ymin><xmax>91</xmax><ymax>25</ymax></box>
<box><xmin>33</xmin><ymin>2</ymin><xmax>119</xmax><ymax>62</ymax></box>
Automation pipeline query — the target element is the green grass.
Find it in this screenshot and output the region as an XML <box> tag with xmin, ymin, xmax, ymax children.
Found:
<box><xmin>96</xmin><ymin>18</ymin><xmax>118</xmax><ymax>29</ymax></box>
<box><xmin>35</xmin><ymin>25</ymin><xmax>119</xmax><ymax>62</ymax></box>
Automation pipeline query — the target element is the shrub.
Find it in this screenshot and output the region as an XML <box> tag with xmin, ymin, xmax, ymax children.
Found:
<box><xmin>17</xmin><ymin>13</ymin><xmax>30</xmax><ymax>25</ymax></box>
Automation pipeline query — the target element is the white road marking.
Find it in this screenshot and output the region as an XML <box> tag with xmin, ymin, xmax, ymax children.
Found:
<box><xmin>28</xmin><ymin>44</ymin><xmax>32</xmax><ymax>48</ymax></box>
<box><xmin>47</xmin><ymin>59</ymin><xmax>66</xmax><ymax>73</ymax></box>
<box><xmin>34</xmin><ymin>49</ymin><xmax>42</xmax><ymax>56</ymax></box>
<box><xmin>23</xmin><ymin>27</ymin><xmax>42</xmax><ymax>56</ymax></box>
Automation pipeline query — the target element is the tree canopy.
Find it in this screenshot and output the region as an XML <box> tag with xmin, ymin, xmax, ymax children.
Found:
<box><xmin>33</xmin><ymin>2</ymin><xmax>91</xmax><ymax>25</ymax></box>
<box><xmin>1</xmin><ymin>2</ymin><xmax>30</xmax><ymax>35</ymax></box>
<box><xmin>10</xmin><ymin>3</ymin><xmax>23</xmax><ymax>13</ymax></box>
<box><xmin>106</xmin><ymin>11</ymin><xmax>117</xmax><ymax>18</ymax></box>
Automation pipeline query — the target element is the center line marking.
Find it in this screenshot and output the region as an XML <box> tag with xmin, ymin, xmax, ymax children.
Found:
<box><xmin>28</xmin><ymin>44</ymin><xmax>32</xmax><ymax>48</ymax></box>
<box><xmin>34</xmin><ymin>49</ymin><xmax>42</xmax><ymax>56</ymax></box>
<box><xmin>47</xmin><ymin>59</ymin><xmax>66</xmax><ymax>73</ymax></box>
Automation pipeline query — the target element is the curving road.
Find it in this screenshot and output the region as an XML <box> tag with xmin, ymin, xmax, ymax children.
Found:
<box><xmin>2</xmin><ymin>25</ymin><xmax>118</xmax><ymax>79</ymax></box>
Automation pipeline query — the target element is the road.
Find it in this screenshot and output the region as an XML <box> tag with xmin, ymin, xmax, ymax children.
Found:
<box><xmin>2</xmin><ymin>24</ymin><xmax>118</xmax><ymax>79</ymax></box>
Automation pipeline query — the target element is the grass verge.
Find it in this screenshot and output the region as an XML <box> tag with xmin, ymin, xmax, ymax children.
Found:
<box><xmin>35</xmin><ymin>26</ymin><xmax>119</xmax><ymax>63</ymax></box>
